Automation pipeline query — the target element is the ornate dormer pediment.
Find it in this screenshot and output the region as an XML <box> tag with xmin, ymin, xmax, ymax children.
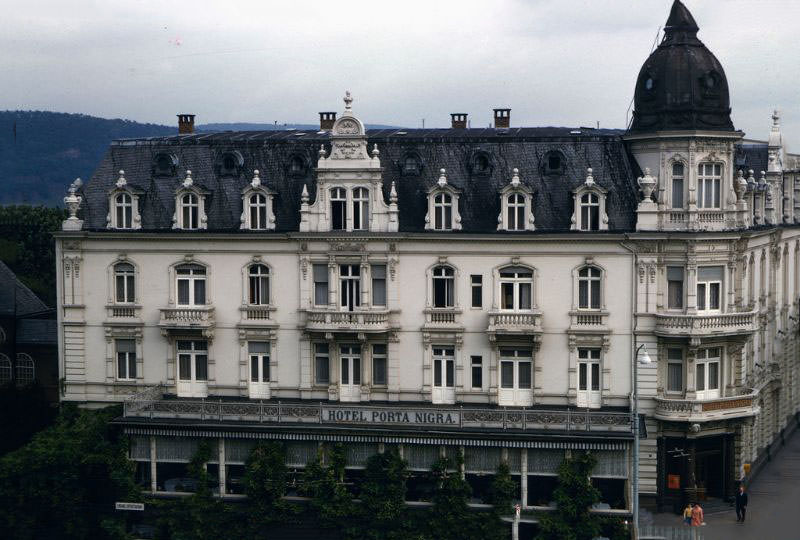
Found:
<box><xmin>106</xmin><ymin>169</ymin><xmax>143</xmax><ymax>230</ymax></box>
<box><xmin>497</xmin><ymin>168</ymin><xmax>535</xmax><ymax>231</ymax></box>
<box><xmin>240</xmin><ymin>170</ymin><xmax>276</xmax><ymax>230</ymax></box>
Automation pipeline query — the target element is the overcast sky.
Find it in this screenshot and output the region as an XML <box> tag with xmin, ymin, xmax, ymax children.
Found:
<box><xmin>2</xmin><ymin>0</ymin><xmax>798</xmax><ymax>148</ymax></box>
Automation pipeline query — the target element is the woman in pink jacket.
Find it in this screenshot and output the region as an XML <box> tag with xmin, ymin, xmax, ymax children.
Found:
<box><xmin>691</xmin><ymin>502</ymin><xmax>704</xmax><ymax>526</ymax></box>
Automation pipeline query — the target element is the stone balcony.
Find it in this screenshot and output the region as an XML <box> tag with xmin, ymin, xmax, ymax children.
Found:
<box><xmin>105</xmin><ymin>304</ymin><xmax>142</xmax><ymax>324</ymax></box>
<box><xmin>238</xmin><ymin>305</ymin><xmax>278</xmax><ymax>328</ymax></box>
<box><xmin>158</xmin><ymin>306</ymin><xmax>215</xmax><ymax>336</ymax></box>
<box><xmin>301</xmin><ymin>308</ymin><xmax>398</xmax><ymax>335</ymax></box>
<box><xmin>567</xmin><ymin>310</ymin><xmax>610</xmax><ymax>334</ymax></box>
<box><xmin>654</xmin><ymin>393</ymin><xmax>759</xmax><ymax>423</ymax></box>
<box><xmin>422</xmin><ymin>307</ymin><xmax>463</xmax><ymax>330</ymax></box>
<box><xmin>654</xmin><ymin>310</ymin><xmax>758</xmax><ymax>338</ymax></box>
<box><xmin>662</xmin><ymin>210</ymin><xmax>732</xmax><ymax>231</ymax></box>
<box><xmin>487</xmin><ymin>310</ymin><xmax>543</xmax><ymax>342</ymax></box>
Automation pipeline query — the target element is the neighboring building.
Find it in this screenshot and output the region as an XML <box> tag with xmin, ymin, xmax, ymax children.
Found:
<box><xmin>0</xmin><ymin>260</ymin><xmax>59</xmax><ymax>403</ymax></box>
<box><xmin>55</xmin><ymin>0</ymin><xmax>800</xmax><ymax>518</ymax></box>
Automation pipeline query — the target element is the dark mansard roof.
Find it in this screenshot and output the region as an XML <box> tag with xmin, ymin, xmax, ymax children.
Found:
<box><xmin>629</xmin><ymin>0</ymin><xmax>735</xmax><ymax>133</ymax></box>
<box><xmin>77</xmin><ymin>126</ymin><xmax>644</xmax><ymax>234</ymax></box>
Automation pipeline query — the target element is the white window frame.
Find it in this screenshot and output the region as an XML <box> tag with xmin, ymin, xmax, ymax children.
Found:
<box><xmin>176</xmin><ymin>340</ymin><xmax>208</xmax><ymax>398</ymax></box>
<box><xmin>432</xmin><ymin>346</ymin><xmax>455</xmax><ymax>404</ymax></box>
<box><xmin>176</xmin><ymin>264</ymin><xmax>207</xmax><ymax>307</ymax></box>
<box><xmin>577</xmin><ymin>266</ymin><xmax>602</xmax><ymax>310</ymax></box>
<box><xmin>107</xmin><ymin>185</ymin><xmax>141</xmax><ymax>230</ymax></box>
<box><xmin>579</xmin><ymin>192</ymin><xmax>600</xmax><ymax>231</ymax></box>
<box><xmin>314</xmin><ymin>343</ymin><xmax>330</xmax><ymax>386</ymax></box>
<box><xmin>425</xmin><ymin>182</ymin><xmax>462</xmax><ymax>231</ymax></box>
<box><xmin>671</xmin><ymin>162</ymin><xmax>685</xmax><ymax>209</ymax></box>
<box><xmin>352</xmin><ymin>187</ymin><xmax>369</xmax><ymax>231</ymax></box>
<box><xmin>498</xmin><ymin>266</ymin><xmax>534</xmax><ymax>311</ymax></box>
<box><xmin>695</xmin><ymin>347</ymin><xmax>721</xmax><ymax>400</ymax></box>
<box><xmin>339</xmin><ymin>343</ymin><xmax>362</xmax><ymax>402</ymax></box>
<box><xmin>697</xmin><ymin>162</ymin><xmax>722</xmax><ymax>210</ymax></box>
<box><xmin>696</xmin><ymin>266</ymin><xmax>723</xmax><ymax>313</ymax></box>
<box><xmin>498</xmin><ymin>348</ymin><xmax>533</xmax><ymax>407</ymax></box>
<box><xmin>330</xmin><ymin>187</ymin><xmax>348</xmax><ymax>231</ymax></box>
<box><xmin>248</xmin><ymin>264</ymin><xmax>271</xmax><ymax>306</ymax></box>
<box><xmin>570</xmin><ymin>174</ymin><xmax>608</xmax><ymax>231</ymax></box>
<box><xmin>339</xmin><ymin>264</ymin><xmax>361</xmax><ymax>311</ymax></box>
<box><xmin>114</xmin><ymin>262</ymin><xmax>136</xmax><ymax>304</ymax></box>
<box><xmin>372</xmin><ymin>344</ymin><xmax>387</xmax><ymax>387</ymax></box>
<box><xmin>248</xmin><ymin>341</ymin><xmax>271</xmax><ymax>398</ymax></box>
<box><xmin>433</xmin><ymin>192</ymin><xmax>453</xmax><ymax>230</ymax></box>
<box><xmin>577</xmin><ymin>348</ymin><xmax>601</xmax><ymax>408</ymax></box>
<box><xmin>116</xmin><ymin>338</ymin><xmax>137</xmax><ymax>381</ymax></box>
<box><xmin>180</xmin><ymin>192</ymin><xmax>199</xmax><ymax>229</ymax></box>
<box><xmin>431</xmin><ymin>265</ymin><xmax>455</xmax><ymax>308</ymax></box>
<box><xmin>115</xmin><ymin>192</ymin><xmax>133</xmax><ymax>229</ymax></box>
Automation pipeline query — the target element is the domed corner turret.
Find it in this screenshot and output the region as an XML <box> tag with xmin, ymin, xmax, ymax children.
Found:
<box><xmin>629</xmin><ymin>0</ymin><xmax>735</xmax><ymax>134</ymax></box>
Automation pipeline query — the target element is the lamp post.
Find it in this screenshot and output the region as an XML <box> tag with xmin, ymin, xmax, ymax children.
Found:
<box><xmin>633</xmin><ymin>343</ymin><xmax>652</xmax><ymax>540</ymax></box>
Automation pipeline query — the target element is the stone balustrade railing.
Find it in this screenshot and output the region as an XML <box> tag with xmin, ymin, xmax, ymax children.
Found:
<box><xmin>158</xmin><ymin>306</ymin><xmax>215</xmax><ymax>327</ymax></box>
<box><xmin>655</xmin><ymin>310</ymin><xmax>758</xmax><ymax>336</ymax></box>
<box><xmin>654</xmin><ymin>392</ymin><xmax>759</xmax><ymax>422</ymax></box>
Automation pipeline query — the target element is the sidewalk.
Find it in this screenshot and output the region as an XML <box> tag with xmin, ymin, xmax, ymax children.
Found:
<box><xmin>648</xmin><ymin>426</ymin><xmax>800</xmax><ymax>539</ymax></box>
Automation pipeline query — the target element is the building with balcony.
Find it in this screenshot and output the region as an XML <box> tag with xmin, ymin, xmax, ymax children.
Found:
<box><xmin>55</xmin><ymin>0</ymin><xmax>800</xmax><ymax>520</ymax></box>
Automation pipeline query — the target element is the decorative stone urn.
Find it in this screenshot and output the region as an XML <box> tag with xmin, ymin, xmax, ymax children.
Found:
<box><xmin>62</xmin><ymin>178</ymin><xmax>84</xmax><ymax>231</ymax></box>
<box><xmin>637</xmin><ymin>167</ymin><xmax>657</xmax><ymax>202</ymax></box>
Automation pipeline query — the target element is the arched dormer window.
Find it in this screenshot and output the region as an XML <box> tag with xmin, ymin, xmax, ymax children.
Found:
<box><xmin>352</xmin><ymin>187</ymin><xmax>369</xmax><ymax>230</ymax></box>
<box><xmin>248</xmin><ymin>264</ymin><xmax>271</xmax><ymax>305</ymax></box>
<box><xmin>425</xmin><ymin>169</ymin><xmax>462</xmax><ymax>231</ymax></box>
<box><xmin>401</xmin><ymin>152</ymin><xmax>423</xmax><ymax>176</ymax></box>
<box><xmin>218</xmin><ymin>151</ymin><xmax>244</xmax><ymax>177</ymax></box>
<box><xmin>498</xmin><ymin>168</ymin><xmax>535</xmax><ymax>231</ymax></box>
<box><xmin>288</xmin><ymin>154</ymin><xmax>307</xmax><ymax>177</ymax></box>
<box><xmin>15</xmin><ymin>353</ymin><xmax>34</xmax><ymax>386</ymax></box>
<box><xmin>240</xmin><ymin>170</ymin><xmax>275</xmax><ymax>230</ymax></box>
<box><xmin>330</xmin><ymin>187</ymin><xmax>347</xmax><ymax>230</ymax></box>
<box><xmin>114</xmin><ymin>262</ymin><xmax>136</xmax><ymax>304</ymax></box>
<box><xmin>470</xmin><ymin>152</ymin><xmax>492</xmax><ymax>176</ymax></box>
<box><xmin>0</xmin><ymin>354</ymin><xmax>10</xmax><ymax>385</ymax></box>
<box><xmin>172</xmin><ymin>171</ymin><xmax>208</xmax><ymax>230</ymax></box>
<box><xmin>570</xmin><ymin>168</ymin><xmax>608</xmax><ymax>231</ymax></box>
<box><xmin>153</xmin><ymin>153</ymin><xmax>178</xmax><ymax>177</ymax></box>
<box><xmin>544</xmin><ymin>151</ymin><xmax>566</xmax><ymax>175</ymax></box>
<box><xmin>106</xmin><ymin>170</ymin><xmax>142</xmax><ymax>230</ymax></box>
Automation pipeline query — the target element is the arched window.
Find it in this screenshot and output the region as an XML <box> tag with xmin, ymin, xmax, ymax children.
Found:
<box><xmin>473</xmin><ymin>153</ymin><xmax>490</xmax><ymax>175</ymax></box>
<box><xmin>248</xmin><ymin>264</ymin><xmax>270</xmax><ymax>305</ymax></box>
<box><xmin>114</xmin><ymin>262</ymin><xmax>135</xmax><ymax>303</ymax></box>
<box><xmin>180</xmin><ymin>193</ymin><xmax>199</xmax><ymax>229</ymax></box>
<box><xmin>352</xmin><ymin>187</ymin><xmax>369</xmax><ymax>230</ymax></box>
<box><xmin>432</xmin><ymin>266</ymin><xmax>455</xmax><ymax>308</ymax></box>
<box><xmin>433</xmin><ymin>193</ymin><xmax>453</xmax><ymax>230</ymax></box>
<box><xmin>0</xmin><ymin>354</ymin><xmax>10</xmax><ymax>385</ymax></box>
<box><xmin>248</xmin><ymin>193</ymin><xmax>268</xmax><ymax>230</ymax></box>
<box><xmin>115</xmin><ymin>193</ymin><xmax>133</xmax><ymax>229</ymax></box>
<box><xmin>15</xmin><ymin>353</ymin><xmax>34</xmax><ymax>386</ymax></box>
<box><xmin>578</xmin><ymin>266</ymin><xmax>602</xmax><ymax>309</ymax></box>
<box><xmin>176</xmin><ymin>264</ymin><xmax>206</xmax><ymax>306</ymax></box>
<box><xmin>698</xmin><ymin>163</ymin><xmax>722</xmax><ymax>209</ymax></box>
<box><xmin>403</xmin><ymin>154</ymin><xmax>422</xmax><ymax>176</ymax></box>
<box><xmin>289</xmin><ymin>155</ymin><xmax>306</xmax><ymax>176</ymax></box>
<box><xmin>671</xmin><ymin>163</ymin><xmax>685</xmax><ymax>209</ymax></box>
<box><xmin>153</xmin><ymin>153</ymin><xmax>177</xmax><ymax>176</ymax></box>
<box><xmin>330</xmin><ymin>188</ymin><xmax>347</xmax><ymax>230</ymax></box>
<box><xmin>579</xmin><ymin>193</ymin><xmax>600</xmax><ymax>231</ymax></box>
<box><xmin>499</xmin><ymin>266</ymin><xmax>533</xmax><ymax>310</ymax></box>
<box><xmin>506</xmin><ymin>193</ymin><xmax>526</xmax><ymax>231</ymax></box>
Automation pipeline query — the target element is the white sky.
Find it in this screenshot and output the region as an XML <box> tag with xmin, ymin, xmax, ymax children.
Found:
<box><xmin>2</xmin><ymin>0</ymin><xmax>798</xmax><ymax>147</ymax></box>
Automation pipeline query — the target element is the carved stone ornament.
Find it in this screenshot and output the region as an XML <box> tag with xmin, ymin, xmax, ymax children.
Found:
<box><xmin>329</xmin><ymin>241</ymin><xmax>366</xmax><ymax>252</ymax></box>
<box><xmin>335</xmin><ymin>119</ymin><xmax>360</xmax><ymax>135</ymax></box>
<box><xmin>637</xmin><ymin>167</ymin><xmax>658</xmax><ymax>200</ymax></box>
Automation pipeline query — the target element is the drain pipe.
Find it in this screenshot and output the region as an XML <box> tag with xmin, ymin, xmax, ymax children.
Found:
<box><xmin>621</xmin><ymin>237</ymin><xmax>640</xmax><ymax>539</ymax></box>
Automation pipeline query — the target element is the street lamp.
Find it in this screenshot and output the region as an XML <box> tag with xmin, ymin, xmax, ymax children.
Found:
<box><xmin>633</xmin><ymin>343</ymin><xmax>651</xmax><ymax>540</ymax></box>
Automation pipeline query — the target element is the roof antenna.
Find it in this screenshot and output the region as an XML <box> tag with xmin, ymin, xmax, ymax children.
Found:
<box><xmin>626</xmin><ymin>25</ymin><xmax>662</xmax><ymax>129</ymax></box>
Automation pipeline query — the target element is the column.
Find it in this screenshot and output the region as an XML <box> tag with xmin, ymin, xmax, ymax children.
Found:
<box><xmin>328</xmin><ymin>259</ymin><xmax>337</xmax><ymax>306</ymax></box>
<box><xmin>360</xmin><ymin>260</ymin><xmax>370</xmax><ymax>307</ymax></box>
<box><xmin>520</xmin><ymin>449</ymin><xmax>528</xmax><ymax>508</ymax></box>
<box><xmin>150</xmin><ymin>436</ymin><xmax>157</xmax><ymax>494</ymax></box>
<box><xmin>218</xmin><ymin>438</ymin><xmax>226</xmax><ymax>496</ymax></box>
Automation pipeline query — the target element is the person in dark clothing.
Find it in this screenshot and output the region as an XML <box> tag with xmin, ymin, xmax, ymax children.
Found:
<box><xmin>736</xmin><ymin>484</ymin><xmax>749</xmax><ymax>522</ymax></box>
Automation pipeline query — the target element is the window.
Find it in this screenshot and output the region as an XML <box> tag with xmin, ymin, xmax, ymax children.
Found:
<box><xmin>180</xmin><ymin>193</ymin><xmax>199</xmax><ymax>229</ymax></box>
<box><xmin>666</xmin><ymin>348</ymin><xmax>683</xmax><ymax>393</ymax></box>
<box><xmin>176</xmin><ymin>264</ymin><xmax>206</xmax><ymax>306</ymax></box>
<box><xmin>473</xmin><ymin>153</ymin><xmax>490</xmax><ymax>175</ymax></box>
<box><xmin>15</xmin><ymin>354</ymin><xmax>34</xmax><ymax>386</ymax></box>
<box><xmin>579</xmin><ymin>193</ymin><xmax>600</xmax><ymax>231</ymax></box>
<box><xmin>340</xmin><ymin>344</ymin><xmax>361</xmax><ymax>385</ymax></box>
<box><xmin>402</xmin><ymin>154</ymin><xmax>422</xmax><ymax>175</ymax></box>
<box><xmin>471</xmin><ymin>356</ymin><xmax>482</xmax><ymax>389</ymax></box>
<box><xmin>372</xmin><ymin>265</ymin><xmax>386</xmax><ymax>307</ymax></box>
<box><xmin>578</xmin><ymin>266</ymin><xmax>602</xmax><ymax>310</ymax></box>
<box><xmin>313</xmin><ymin>264</ymin><xmax>329</xmax><ymax>306</ymax></box>
<box><xmin>340</xmin><ymin>264</ymin><xmax>361</xmax><ymax>311</ymax></box>
<box><xmin>697</xmin><ymin>163</ymin><xmax>722</xmax><ymax>209</ymax></box>
<box><xmin>314</xmin><ymin>343</ymin><xmax>330</xmax><ymax>385</ymax></box>
<box><xmin>471</xmin><ymin>275</ymin><xmax>482</xmax><ymax>308</ymax></box>
<box><xmin>500</xmin><ymin>349</ymin><xmax>532</xmax><ymax>390</ymax></box>
<box><xmin>249</xmin><ymin>342</ymin><xmax>270</xmax><ymax>383</ymax></box>
<box><xmin>0</xmin><ymin>354</ymin><xmax>11</xmax><ymax>385</ymax></box>
<box><xmin>499</xmin><ymin>266</ymin><xmax>533</xmax><ymax>310</ymax></box>
<box><xmin>115</xmin><ymin>193</ymin><xmax>133</xmax><ymax>229</ymax></box>
<box><xmin>696</xmin><ymin>347</ymin><xmax>721</xmax><ymax>400</ymax></box>
<box><xmin>177</xmin><ymin>340</ymin><xmax>207</xmax><ymax>382</ymax></box>
<box><xmin>432</xmin><ymin>266</ymin><xmax>455</xmax><ymax>308</ymax></box>
<box><xmin>433</xmin><ymin>193</ymin><xmax>453</xmax><ymax>230</ymax></box>
<box><xmin>372</xmin><ymin>344</ymin><xmax>387</xmax><ymax>386</ymax></box>
<box><xmin>248</xmin><ymin>193</ymin><xmax>268</xmax><ymax>230</ymax></box>
<box><xmin>697</xmin><ymin>266</ymin><xmax>723</xmax><ymax>312</ymax></box>
<box><xmin>546</xmin><ymin>152</ymin><xmax>562</xmax><ymax>173</ymax></box>
<box><xmin>115</xmin><ymin>263</ymin><xmax>135</xmax><ymax>303</ymax></box>
<box><xmin>506</xmin><ymin>193</ymin><xmax>526</xmax><ymax>231</ymax></box>
<box><xmin>331</xmin><ymin>188</ymin><xmax>347</xmax><ymax>230</ymax></box>
<box><xmin>248</xmin><ymin>264</ymin><xmax>270</xmax><ymax>305</ymax></box>
<box><xmin>352</xmin><ymin>188</ymin><xmax>369</xmax><ymax>230</ymax></box>
<box><xmin>219</xmin><ymin>152</ymin><xmax>242</xmax><ymax>176</ymax></box>
<box><xmin>116</xmin><ymin>339</ymin><xmax>136</xmax><ymax>380</ymax></box>
<box><xmin>289</xmin><ymin>155</ymin><xmax>305</xmax><ymax>176</ymax></box>
<box><xmin>671</xmin><ymin>163</ymin><xmax>684</xmax><ymax>208</ymax></box>
<box><xmin>154</xmin><ymin>153</ymin><xmax>176</xmax><ymax>176</ymax></box>
<box><xmin>432</xmin><ymin>347</ymin><xmax>455</xmax><ymax>403</ymax></box>
<box><xmin>577</xmin><ymin>348</ymin><xmax>601</xmax><ymax>408</ymax></box>
<box><xmin>667</xmin><ymin>266</ymin><xmax>684</xmax><ymax>310</ymax></box>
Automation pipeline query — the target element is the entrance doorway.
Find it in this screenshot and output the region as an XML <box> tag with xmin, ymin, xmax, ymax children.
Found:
<box><xmin>339</xmin><ymin>344</ymin><xmax>361</xmax><ymax>402</ymax></box>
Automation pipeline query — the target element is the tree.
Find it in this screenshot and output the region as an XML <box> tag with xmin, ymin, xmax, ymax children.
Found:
<box><xmin>480</xmin><ymin>460</ymin><xmax>518</xmax><ymax>538</ymax></box>
<box><xmin>359</xmin><ymin>448</ymin><xmax>410</xmax><ymax>539</ymax></box>
<box><xmin>244</xmin><ymin>441</ymin><xmax>292</xmax><ymax>536</ymax></box>
<box><xmin>426</xmin><ymin>456</ymin><xmax>483</xmax><ymax>540</ymax></box>
<box><xmin>536</xmin><ymin>452</ymin><xmax>603</xmax><ymax>540</ymax></box>
<box><xmin>300</xmin><ymin>444</ymin><xmax>355</xmax><ymax>534</ymax></box>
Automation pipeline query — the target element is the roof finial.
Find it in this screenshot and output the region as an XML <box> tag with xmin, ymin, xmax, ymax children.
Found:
<box><xmin>182</xmin><ymin>170</ymin><xmax>193</xmax><ymax>188</ymax></box>
<box><xmin>437</xmin><ymin>168</ymin><xmax>448</xmax><ymax>187</ymax></box>
<box><xmin>343</xmin><ymin>91</ymin><xmax>353</xmax><ymax>112</ymax></box>
<box><xmin>371</xmin><ymin>143</ymin><xmax>380</xmax><ymax>159</ymax></box>
<box><xmin>758</xmin><ymin>170</ymin><xmax>767</xmax><ymax>187</ymax></box>
<box><xmin>116</xmin><ymin>169</ymin><xmax>127</xmax><ymax>188</ymax></box>
<box><xmin>772</xmin><ymin>109</ymin><xmax>780</xmax><ymax>129</ymax></box>
<box><xmin>584</xmin><ymin>167</ymin><xmax>595</xmax><ymax>186</ymax></box>
<box><xmin>390</xmin><ymin>181</ymin><xmax>398</xmax><ymax>203</ymax></box>
<box><xmin>251</xmin><ymin>169</ymin><xmax>261</xmax><ymax>187</ymax></box>
<box><xmin>510</xmin><ymin>167</ymin><xmax>521</xmax><ymax>187</ymax></box>
<box><xmin>301</xmin><ymin>183</ymin><xmax>309</xmax><ymax>203</ymax></box>
<box><xmin>318</xmin><ymin>144</ymin><xmax>326</xmax><ymax>160</ymax></box>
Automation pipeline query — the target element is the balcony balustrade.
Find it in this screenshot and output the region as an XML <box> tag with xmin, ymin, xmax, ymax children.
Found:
<box><xmin>654</xmin><ymin>310</ymin><xmax>758</xmax><ymax>338</ymax></box>
<box><xmin>422</xmin><ymin>307</ymin><xmax>463</xmax><ymax>330</ymax></box>
<box><xmin>105</xmin><ymin>304</ymin><xmax>141</xmax><ymax>321</ymax></box>
<box><xmin>654</xmin><ymin>392</ymin><xmax>759</xmax><ymax>422</ymax></box>
<box><xmin>158</xmin><ymin>306</ymin><xmax>215</xmax><ymax>333</ymax></box>
<box><xmin>301</xmin><ymin>308</ymin><xmax>397</xmax><ymax>334</ymax></box>
<box><xmin>568</xmin><ymin>310</ymin><xmax>609</xmax><ymax>333</ymax></box>
<box><xmin>487</xmin><ymin>310</ymin><xmax>543</xmax><ymax>340</ymax></box>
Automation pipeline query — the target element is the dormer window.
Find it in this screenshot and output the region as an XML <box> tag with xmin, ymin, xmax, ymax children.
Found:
<box><xmin>218</xmin><ymin>151</ymin><xmax>243</xmax><ymax>177</ymax></box>
<box><xmin>507</xmin><ymin>194</ymin><xmax>525</xmax><ymax>230</ymax></box>
<box><xmin>153</xmin><ymin>153</ymin><xmax>177</xmax><ymax>177</ymax></box>
<box><xmin>331</xmin><ymin>188</ymin><xmax>347</xmax><ymax>230</ymax></box>
<box><xmin>172</xmin><ymin>171</ymin><xmax>208</xmax><ymax>230</ymax></box>
<box><xmin>181</xmin><ymin>193</ymin><xmax>199</xmax><ymax>229</ymax></box>
<box><xmin>571</xmin><ymin>168</ymin><xmax>609</xmax><ymax>231</ymax></box>
<box><xmin>107</xmin><ymin>170</ymin><xmax>141</xmax><ymax>230</ymax></box>
<box><xmin>580</xmin><ymin>193</ymin><xmax>600</xmax><ymax>230</ymax></box>
<box><xmin>425</xmin><ymin>169</ymin><xmax>462</xmax><ymax>231</ymax></box>
<box><xmin>288</xmin><ymin>155</ymin><xmax>307</xmax><ymax>177</ymax></box>
<box><xmin>241</xmin><ymin>170</ymin><xmax>275</xmax><ymax>230</ymax></box>
<box><xmin>115</xmin><ymin>193</ymin><xmax>132</xmax><ymax>228</ymax></box>
<box><xmin>402</xmin><ymin>153</ymin><xmax>422</xmax><ymax>176</ymax></box>
<box><xmin>545</xmin><ymin>151</ymin><xmax>565</xmax><ymax>175</ymax></box>
<box><xmin>352</xmin><ymin>187</ymin><xmax>369</xmax><ymax>230</ymax></box>
<box><xmin>471</xmin><ymin>152</ymin><xmax>491</xmax><ymax>176</ymax></box>
<box><xmin>498</xmin><ymin>168</ymin><xmax>535</xmax><ymax>231</ymax></box>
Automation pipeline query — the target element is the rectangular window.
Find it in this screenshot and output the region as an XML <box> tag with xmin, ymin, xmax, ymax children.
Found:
<box><xmin>116</xmin><ymin>339</ymin><xmax>136</xmax><ymax>380</ymax></box>
<box><xmin>667</xmin><ymin>348</ymin><xmax>683</xmax><ymax>393</ymax></box>
<box><xmin>578</xmin><ymin>348</ymin><xmax>601</xmax><ymax>392</ymax></box>
<box><xmin>501</xmin><ymin>361</ymin><xmax>514</xmax><ymax>389</ymax></box>
<box><xmin>471</xmin><ymin>355</ymin><xmax>482</xmax><ymax>388</ymax></box>
<box><xmin>248</xmin><ymin>341</ymin><xmax>270</xmax><ymax>383</ymax></box>
<box><xmin>471</xmin><ymin>275</ymin><xmax>482</xmax><ymax>308</ymax></box>
<box><xmin>671</xmin><ymin>163</ymin><xmax>684</xmax><ymax>208</ymax></box>
<box><xmin>177</xmin><ymin>279</ymin><xmax>190</xmax><ymax>305</ymax></box>
<box><xmin>313</xmin><ymin>264</ymin><xmax>329</xmax><ymax>306</ymax></box>
<box><xmin>314</xmin><ymin>343</ymin><xmax>329</xmax><ymax>385</ymax></box>
<box><xmin>697</xmin><ymin>266</ymin><xmax>723</xmax><ymax>312</ymax></box>
<box><xmin>331</xmin><ymin>201</ymin><xmax>346</xmax><ymax>230</ymax></box>
<box><xmin>697</xmin><ymin>163</ymin><xmax>722</xmax><ymax>209</ymax></box>
<box><xmin>115</xmin><ymin>273</ymin><xmax>135</xmax><ymax>303</ymax></box>
<box><xmin>340</xmin><ymin>264</ymin><xmax>361</xmax><ymax>311</ymax></box>
<box><xmin>372</xmin><ymin>344</ymin><xmax>387</xmax><ymax>386</ymax></box>
<box><xmin>372</xmin><ymin>265</ymin><xmax>387</xmax><ymax>307</ymax></box>
<box><xmin>667</xmin><ymin>266</ymin><xmax>684</xmax><ymax>310</ymax></box>
<box><xmin>519</xmin><ymin>361</ymin><xmax>532</xmax><ymax>389</ymax></box>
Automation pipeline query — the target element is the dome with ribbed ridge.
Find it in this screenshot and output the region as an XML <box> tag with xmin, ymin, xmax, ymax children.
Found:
<box><xmin>629</xmin><ymin>0</ymin><xmax>735</xmax><ymax>133</ymax></box>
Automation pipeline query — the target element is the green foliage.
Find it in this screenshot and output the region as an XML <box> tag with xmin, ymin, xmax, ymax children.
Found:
<box><xmin>244</xmin><ymin>441</ymin><xmax>292</xmax><ymax>536</ymax></box>
<box><xmin>0</xmin><ymin>205</ymin><xmax>67</xmax><ymax>306</ymax></box>
<box><xmin>300</xmin><ymin>445</ymin><xmax>355</xmax><ymax>533</ymax></box>
<box><xmin>536</xmin><ymin>452</ymin><xmax>603</xmax><ymax>540</ymax></box>
<box><xmin>359</xmin><ymin>448</ymin><xmax>410</xmax><ymax>540</ymax></box>
<box><xmin>426</xmin><ymin>456</ymin><xmax>483</xmax><ymax>540</ymax></box>
<box><xmin>0</xmin><ymin>404</ymin><xmax>137</xmax><ymax>540</ymax></box>
<box><xmin>488</xmin><ymin>460</ymin><xmax>517</xmax><ymax>514</ymax></box>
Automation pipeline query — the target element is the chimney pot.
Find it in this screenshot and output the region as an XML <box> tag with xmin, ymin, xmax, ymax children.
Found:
<box><xmin>451</xmin><ymin>113</ymin><xmax>468</xmax><ymax>129</ymax></box>
<box><xmin>178</xmin><ymin>114</ymin><xmax>195</xmax><ymax>134</ymax></box>
<box><xmin>319</xmin><ymin>112</ymin><xmax>337</xmax><ymax>131</ymax></box>
<box><xmin>493</xmin><ymin>108</ymin><xmax>511</xmax><ymax>129</ymax></box>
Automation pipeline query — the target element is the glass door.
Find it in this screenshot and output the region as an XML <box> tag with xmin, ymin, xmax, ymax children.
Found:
<box><xmin>340</xmin><ymin>265</ymin><xmax>361</xmax><ymax>312</ymax></box>
<box><xmin>695</xmin><ymin>348</ymin><xmax>721</xmax><ymax>400</ymax></box>
<box><xmin>577</xmin><ymin>348</ymin><xmax>601</xmax><ymax>408</ymax></box>
<box><xmin>432</xmin><ymin>347</ymin><xmax>455</xmax><ymax>404</ymax></box>
<box><xmin>498</xmin><ymin>348</ymin><xmax>533</xmax><ymax>406</ymax></box>
<box><xmin>339</xmin><ymin>344</ymin><xmax>361</xmax><ymax>402</ymax></box>
<box><xmin>177</xmin><ymin>340</ymin><xmax>208</xmax><ymax>397</ymax></box>
<box><xmin>248</xmin><ymin>341</ymin><xmax>270</xmax><ymax>399</ymax></box>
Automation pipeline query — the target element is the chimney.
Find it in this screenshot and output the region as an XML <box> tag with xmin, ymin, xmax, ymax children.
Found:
<box><xmin>451</xmin><ymin>113</ymin><xmax>468</xmax><ymax>129</ymax></box>
<box><xmin>178</xmin><ymin>114</ymin><xmax>195</xmax><ymax>134</ymax></box>
<box><xmin>493</xmin><ymin>108</ymin><xmax>511</xmax><ymax>128</ymax></box>
<box><xmin>319</xmin><ymin>112</ymin><xmax>337</xmax><ymax>131</ymax></box>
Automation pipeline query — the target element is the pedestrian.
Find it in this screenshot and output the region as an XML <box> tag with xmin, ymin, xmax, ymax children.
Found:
<box><xmin>691</xmin><ymin>501</ymin><xmax>704</xmax><ymax>527</ymax></box>
<box><xmin>683</xmin><ymin>503</ymin><xmax>693</xmax><ymax>526</ymax></box>
<box><xmin>736</xmin><ymin>484</ymin><xmax>749</xmax><ymax>523</ymax></box>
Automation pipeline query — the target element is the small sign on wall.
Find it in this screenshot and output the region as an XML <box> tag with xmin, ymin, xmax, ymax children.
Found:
<box><xmin>667</xmin><ymin>474</ymin><xmax>681</xmax><ymax>490</ymax></box>
<box><xmin>115</xmin><ymin>502</ymin><xmax>144</xmax><ymax>511</ymax></box>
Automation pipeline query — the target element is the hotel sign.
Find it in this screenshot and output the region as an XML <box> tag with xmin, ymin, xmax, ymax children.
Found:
<box><xmin>322</xmin><ymin>406</ymin><xmax>460</xmax><ymax>426</ymax></box>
